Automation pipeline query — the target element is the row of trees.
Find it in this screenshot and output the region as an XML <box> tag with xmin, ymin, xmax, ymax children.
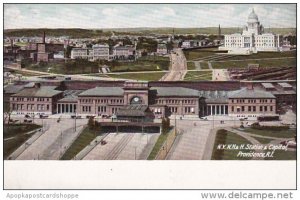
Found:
<box><xmin>161</xmin><ymin>117</ymin><xmax>171</xmax><ymax>135</ymax></box>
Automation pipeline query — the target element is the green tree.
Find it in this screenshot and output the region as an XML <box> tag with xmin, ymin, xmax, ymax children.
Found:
<box><xmin>88</xmin><ymin>117</ymin><xmax>95</xmax><ymax>130</ymax></box>
<box><xmin>161</xmin><ymin>117</ymin><xmax>170</xmax><ymax>134</ymax></box>
<box><xmin>64</xmin><ymin>45</ymin><xmax>73</xmax><ymax>58</ymax></box>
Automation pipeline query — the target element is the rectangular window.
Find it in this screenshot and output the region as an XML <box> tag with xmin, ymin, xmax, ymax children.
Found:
<box><xmin>242</xmin><ymin>106</ymin><xmax>244</xmax><ymax>112</ymax></box>
<box><xmin>270</xmin><ymin>106</ymin><xmax>273</xmax><ymax>112</ymax></box>
<box><xmin>248</xmin><ymin>106</ymin><xmax>251</xmax><ymax>112</ymax></box>
<box><xmin>253</xmin><ymin>106</ymin><xmax>256</xmax><ymax>112</ymax></box>
<box><xmin>260</xmin><ymin>106</ymin><xmax>263</xmax><ymax>112</ymax></box>
<box><xmin>264</xmin><ymin>106</ymin><xmax>267</xmax><ymax>112</ymax></box>
<box><xmin>231</xmin><ymin>106</ymin><xmax>234</xmax><ymax>112</ymax></box>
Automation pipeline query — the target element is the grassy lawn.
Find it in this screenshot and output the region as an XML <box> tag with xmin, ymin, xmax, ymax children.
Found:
<box><xmin>265</xmin><ymin>150</ymin><xmax>296</xmax><ymax>160</ymax></box>
<box><xmin>211</xmin><ymin>57</ymin><xmax>296</xmax><ymax>69</ymax></box>
<box><xmin>242</xmin><ymin>127</ymin><xmax>296</xmax><ymax>138</ymax></box>
<box><xmin>200</xmin><ymin>62</ymin><xmax>209</xmax><ymax>69</ymax></box>
<box><xmin>11</xmin><ymin>70</ymin><xmax>42</xmax><ymax>77</ymax></box>
<box><xmin>147</xmin><ymin>128</ymin><xmax>173</xmax><ymax>160</ymax></box>
<box><xmin>211</xmin><ymin>129</ymin><xmax>252</xmax><ymax>160</ymax></box>
<box><xmin>187</xmin><ymin>62</ymin><xmax>195</xmax><ymax>70</ymax></box>
<box><xmin>251</xmin><ymin>136</ymin><xmax>274</xmax><ymax>144</ymax></box>
<box><xmin>184</xmin><ymin>48</ymin><xmax>219</xmax><ymax>61</ymax></box>
<box><xmin>110</xmin><ymin>60</ymin><xmax>169</xmax><ymax>72</ymax></box>
<box><xmin>4</xmin><ymin>123</ymin><xmax>41</xmax><ymax>139</ymax></box>
<box><xmin>4</xmin><ymin>123</ymin><xmax>42</xmax><ymax>159</ymax></box>
<box><xmin>184</xmin><ymin>70</ymin><xmax>212</xmax><ymax>81</ymax></box>
<box><xmin>25</xmin><ymin>57</ymin><xmax>170</xmax><ymax>74</ymax></box>
<box><xmin>60</xmin><ymin>126</ymin><xmax>103</xmax><ymax>160</ymax></box>
<box><xmin>108</xmin><ymin>72</ymin><xmax>166</xmax><ymax>81</ymax></box>
<box><xmin>220</xmin><ymin>51</ymin><xmax>296</xmax><ymax>61</ymax></box>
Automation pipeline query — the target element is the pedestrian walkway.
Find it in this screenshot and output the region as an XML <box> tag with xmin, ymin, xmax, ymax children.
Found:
<box><xmin>194</xmin><ymin>61</ymin><xmax>201</xmax><ymax>70</ymax></box>
<box><xmin>208</xmin><ymin>61</ymin><xmax>213</xmax><ymax>69</ymax></box>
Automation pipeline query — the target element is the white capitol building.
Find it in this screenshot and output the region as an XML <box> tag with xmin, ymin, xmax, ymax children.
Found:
<box><xmin>219</xmin><ymin>9</ymin><xmax>283</xmax><ymax>54</ymax></box>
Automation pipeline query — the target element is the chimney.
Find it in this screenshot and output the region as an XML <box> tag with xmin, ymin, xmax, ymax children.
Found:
<box><xmin>246</xmin><ymin>82</ymin><xmax>253</xmax><ymax>90</ymax></box>
<box><xmin>34</xmin><ymin>82</ymin><xmax>41</xmax><ymax>88</ymax></box>
<box><xmin>43</xmin><ymin>31</ymin><xmax>46</xmax><ymax>43</ymax></box>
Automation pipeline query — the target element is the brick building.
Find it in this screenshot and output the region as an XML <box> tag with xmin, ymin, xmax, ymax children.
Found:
<box><xmin>9</xmin><ymin>80</ymin><xmax>294</xmax><ymax>119</ymax></box>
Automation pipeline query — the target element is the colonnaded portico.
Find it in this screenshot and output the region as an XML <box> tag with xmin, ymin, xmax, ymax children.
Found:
<box><xmin>57</xmin><ymin>103</ymin><xmax>77</xmax><ymax>114</ymax></box>
<box><xmin>199</xmin><ymin>104</ymin><xmax>229</xmax><ymax>117</ymax></box>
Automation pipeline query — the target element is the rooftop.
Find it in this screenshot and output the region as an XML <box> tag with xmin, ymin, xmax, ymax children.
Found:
<box><xmin>151</xmin><ymin>87</ymin><xmax>199</xmax><ymax>97</ymax></box>
<box><xmin>261</xmin><ymin>83</ymin><xmax>275</xmax><ymax>89</ymax></box>
<box><xmin>116</xmin><ymin>105</ymin><xmax>148</xmax><ymax>117</ymax></box>
<box><xmin>4</xmin><ymin>84</ymin><xmax>25</xmax><ymax>94</ymax></box>
<box><xmin>228</xmin><ymin>88</ymin><xmax>275</xmax><ymax>99</ymax></box>
<box><xmin>278</xmin><ymin>82</ymin><xmax>292</xmax><ymax>88</ymax></box>
<box><xmin>12</xmin><ymin>86</ymin><xmax>62</xmax><ymax>97</ymax></box>
<box><xmin>78</xmin><ymin>87</ymin><xmax>123</xmax><ymax>97</ymax></box>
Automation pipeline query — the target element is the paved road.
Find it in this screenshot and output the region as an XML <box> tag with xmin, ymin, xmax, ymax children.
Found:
<box><xmin>166</xmin><ymin>116</ymin><xmax>244</xmax><ymax>160</ymax></box>
<box><xmin>160</xmin><ymin>48</ymin><xmax>187</xmax><ymax>81</ymax></box>
<box><xmin>194</xmin><ymin>61</ymin><xmax>201</xmax><ymax>70</ymax></box>
<box><xmin>16</xmin><ymin>118</ymin><xmax>87</xmax><ymax>160</ymax></box>
<box><xmin>212</xmin><ymin>69</ymin><xmax>229</xmax><ymax>81</ymax></box>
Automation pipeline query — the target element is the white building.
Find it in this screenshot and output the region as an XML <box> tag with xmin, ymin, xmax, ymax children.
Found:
<box><xmin>113</xmin><ymin>45</ymin><xmax>135</xmax><ymax>60</ymax></box>
<box><xmin>157</xmin><ymin>43</ymin><xmax>168</xmax><ymax>55</ymax></box>
<box><xmin>219</xmin><ymin>9</ymin><xmax>283</xmax><ymax>54</ymax></box>
<box><xmin>91</xmin><ymin>44</ymin><xmax>109</xmax><ymax>61</ymax></box>
<box><xmin>70</xmin><ymin>44</ymin><xmax>110</xmax><ymax>61</ymax></box>
<box><xmin>181</xmin><ymin>40</ymin><xmax>195</xmax><ymax>48</ymax></box>
<box><xmin>70</xmin><ymin>48</ymin><xmax>89</xmax><ymax>59</ymax></box>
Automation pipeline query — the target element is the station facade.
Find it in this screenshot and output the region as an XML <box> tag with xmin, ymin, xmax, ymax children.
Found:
<box><xmin>9</xmin><ymin>80</ymin><xmax>280</xmax><ymax>119</ymax></box>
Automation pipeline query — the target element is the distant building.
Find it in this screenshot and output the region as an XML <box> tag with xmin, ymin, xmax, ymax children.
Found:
<box><xmin>219</xmin><ymin>9</ymin><xmax>283</xmax><ymax>54</ymax></box>
<box><xmin>70</xmin><ymin>44</ymin><xmax>109</xmax><ymax>61</ymax></box>
<box><xmin>157</xmin><ymin>43</ymin><xmax>168</xmax><ymax>55</ymax></box>
<box><xmin>181</xmin><ymin>40</ymin><xmax>195</xmax><ymax>48</ymax></box>
<box><xmin>92</xmin><ymin>44</ymin><xmax>110</xmax><ymax>61</ymax></box>
<box><xmin>70</xmin><ymin>48</ymin><xmax>89</xmax><ymax>60</ymax></box>
<box><xmin>28</xmin><ymin>32</ymin><xmax>63</xmax><ymax>62</ymax></box>
<box><xmin>112</xmin><ymin>45</ymin><xmax>135</xmax><ymax>60</ymax></box>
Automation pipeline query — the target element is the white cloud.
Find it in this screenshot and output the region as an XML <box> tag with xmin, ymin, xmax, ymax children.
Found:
<box><xmin>3</xmin><ymin>4</ymin><xmax>296</xmax><ymax>29</ymax></box>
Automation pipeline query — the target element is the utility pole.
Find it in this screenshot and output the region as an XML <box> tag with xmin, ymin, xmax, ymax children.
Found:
<box><xmin>174</xmin><ymin>112</ymin><xmax>177</xmax><ymax>135</ymax></box>
<box><xmin>61</xmin><ymin>131</ymin><xmax>63</xmax><ymax>149</ymax></box>
<box><xmin>212</xmin><ymin>114</ymin><xmax>215</xmax><ymax>129</ymax></box>
<box><xmin>74</xmin><ymin>110</ymin><xmax>77</xmax><ymax>132</ymax></box>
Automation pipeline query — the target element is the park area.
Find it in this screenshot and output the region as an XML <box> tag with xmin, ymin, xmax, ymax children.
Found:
<box><xmin>108</xmin><ymin>72</ymin><xmax>166</xmax><ymax>81</ymax></box>
<box><xmin>184</xmin><ymin>70</ymin><xmax>212</xmax><ymax>81</ymax></box>
<box><xmin>183</xmin><ymin>48</ymin><xmax>296</xmax><ymax>69</ymax></box>
<box><xmin>4</xmin><ymin>123</ymin><xmax>41</xmax><ymax>159</ymax></box>
<box><xmin>212</xmin><ymin>125</ymin><xmax>296</xmax><ymax>160</ymax></box>
<box><xmin>25</xmin><ymin>55</ymin><xmax>170</xmax><ymax>75</ymax></box>
<box><xmin>60</xmin><ymin>122</ymin><xmax>103</xmax><ymax>160</ymax></box>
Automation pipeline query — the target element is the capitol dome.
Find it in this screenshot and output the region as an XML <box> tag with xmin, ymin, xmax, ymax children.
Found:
<box><xmin>248</xmin><ymin>8</ymin><xmax>259</xmax><ymax>23</ymax></box>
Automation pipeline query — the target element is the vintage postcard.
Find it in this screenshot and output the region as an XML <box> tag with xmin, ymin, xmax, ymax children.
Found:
<box><xmin>3</xmin><ymin>3</ymin><xmax>297</xmax><ymax>190</ymax></box>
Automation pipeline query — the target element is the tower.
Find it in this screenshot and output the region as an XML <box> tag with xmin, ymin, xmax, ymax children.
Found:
<box><xmin>218</xmin><ymin>24</ymin><xmax>221</xmax><ymax>40</ymax></box>
<box><xmin>42</xmin><ymin>31</ymin><xmax>46</xmax><ymax>43</ymax></box>
<box><xmin>246</xmin><ymin>8</ymin><xmax>260</xmax><ymax>35</ymax></box>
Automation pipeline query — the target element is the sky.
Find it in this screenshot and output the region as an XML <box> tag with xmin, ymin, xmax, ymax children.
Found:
<box><xmin>4</xmin><ymin>4</ymin><xmax>296</xmax><ymax>29</ymax></box>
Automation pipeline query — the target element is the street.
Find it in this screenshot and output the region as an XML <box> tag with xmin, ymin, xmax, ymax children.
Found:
<box><xmin>160</xmin><ymin>48</ymin><xmax>187</xmax><ymax>81</ymax></box>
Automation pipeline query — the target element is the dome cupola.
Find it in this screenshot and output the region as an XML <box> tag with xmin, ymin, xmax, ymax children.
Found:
<box><xmin>248</xmin><ymin>8</ymin><xmax>259</xmax><ymax>23</ymax></box>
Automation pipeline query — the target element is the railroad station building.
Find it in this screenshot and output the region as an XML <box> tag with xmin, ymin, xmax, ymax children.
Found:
<box><xmin>7</xmin><ymin>80</ymin><xmax>291</xmax><ymax>120</ymax></box>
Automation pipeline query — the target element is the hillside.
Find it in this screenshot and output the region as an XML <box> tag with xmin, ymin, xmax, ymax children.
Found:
<box><xmin>4</xmin><ymin>27</ymin><xmax>296</xmax><ymax>38</ymax></box>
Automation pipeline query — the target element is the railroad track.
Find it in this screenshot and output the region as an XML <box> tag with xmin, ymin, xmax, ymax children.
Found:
<box><xmin>104</xmin><ymin>133</ymin><xmax>134</xmax><ymax>160</ymax></box>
